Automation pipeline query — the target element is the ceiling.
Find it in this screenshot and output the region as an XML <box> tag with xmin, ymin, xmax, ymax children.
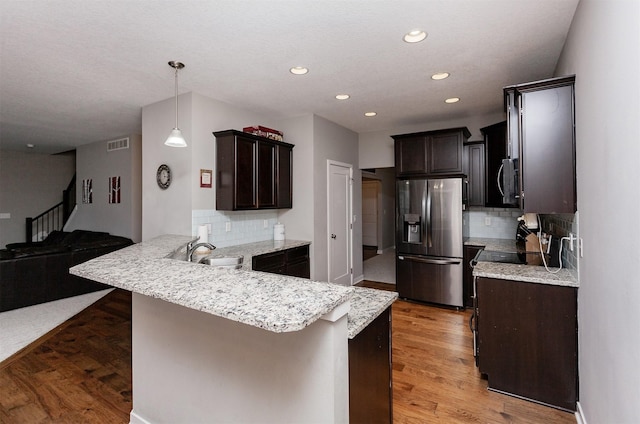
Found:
<box><xmin>0</xmin><ymin>0</ymin><xmax>579</xmax><ymax>154</ymax></box>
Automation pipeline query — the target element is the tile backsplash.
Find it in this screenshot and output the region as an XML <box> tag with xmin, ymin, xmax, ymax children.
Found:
<box><xmin>192</xmin><ymin>209</ymin><xmax>279</xmax><ymax>248</ymax></box>
<box><xmin>464</xmin><ymin>207</ymin><xmax>522</xmax><ymax>239</ymax></box>
<box><xmin>539</xmin><ymin>212</ymin><xmax>579</xmax><ymax>280</ymax></box>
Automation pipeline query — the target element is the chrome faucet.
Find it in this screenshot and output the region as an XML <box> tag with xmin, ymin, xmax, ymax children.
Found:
<box><xmin>187</xmin><ymin>242</ymin><xmax>216</xmax><ymax>262</ymax></box>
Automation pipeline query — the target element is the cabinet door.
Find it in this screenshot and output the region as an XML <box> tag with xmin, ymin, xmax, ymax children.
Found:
<box><xmin>464</xmin><ymin>143</ymin><xmax>485</xmax><ymax>206</ymax></box>
<box><xmin>394</xmin><ymin>136</ymin><xmax>427</xmax><ymax>176</ymax></box>
<box><xmin>427</xmin><ymin>131</ymin><xmax>464</xmax><ymax>175</ymax></box>
<box><xmin>257</xmin><ymin>141</ymin><xmax>277</xmax><ymax>208</ymax></box>
<box><xmin>277</xmin><ymin>144</ymin><xmax>293</xmax><ymax>208</ymax></box>
<box><xmin>477</xmin><ymin>277</ymin><xmax>577</xmax><ymax>411</ymax></box>
<box><xmin>520</xmin><ymin>84</ymin><xmax>576</xmax><ymax>213</ymax></box>
<box><xmin>235</xmin><ymin>136</ymin><xmax>257</xmax><ymax>209</ymax></box>
<box><xmin>349</xmin><ymin>307</ymin><xmax>392</xmax><ymax>424</ymax></box>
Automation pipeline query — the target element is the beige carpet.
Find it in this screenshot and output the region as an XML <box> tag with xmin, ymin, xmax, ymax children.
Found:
<box><xmin>363</xmin><ymin>248</ymin><xmax>396</xmax><ymax>284</ymax></box>
<box><xmin>0</xmin><ymin>289</ymin><xmax>112</xmax><ymax>363</ymax></box>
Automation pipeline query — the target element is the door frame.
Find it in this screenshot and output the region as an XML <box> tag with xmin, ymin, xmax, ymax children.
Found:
<box><xmin>327</xmin><ymin>160</ymin><xmax>353</xmax><ymax>286</ymax></box>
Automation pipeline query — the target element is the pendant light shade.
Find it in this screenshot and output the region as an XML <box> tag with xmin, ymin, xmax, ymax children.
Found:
<box><xmin>165</xmin><ymin>61</ymin><xmax>187</xmax><ymax>148</ymax></box>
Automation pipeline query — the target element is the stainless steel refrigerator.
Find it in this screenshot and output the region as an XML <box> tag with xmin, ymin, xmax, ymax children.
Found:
<box><xmin>396</xmin><ymin>177</ymin><xmax>465</xmax><ymax>307</ymax></box>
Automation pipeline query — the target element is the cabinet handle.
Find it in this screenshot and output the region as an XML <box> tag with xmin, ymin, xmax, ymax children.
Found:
<box><xmin>497</xmin><ymin>163</ymin><xmax>504</xmax><ymax>196</ymax></box>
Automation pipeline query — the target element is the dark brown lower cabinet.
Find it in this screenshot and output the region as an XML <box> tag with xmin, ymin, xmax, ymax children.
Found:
<box><xmin>349</xmin><ymin>306</ymin><xmax>392</xmax><ymax>424</ymax></box>
<box><xmin>476</xmin><ymin>277</ymin><xmax>578</xmax><ymax>411</ymax></box>
<box><xmin>251</xmin><ymin>245</ymin><xmax>310</xmax><ymax>278</ymax></box>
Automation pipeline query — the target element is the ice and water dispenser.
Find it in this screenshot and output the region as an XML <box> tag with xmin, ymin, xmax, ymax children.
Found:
<box><xmin>403</xmin><ymin>213</ymin><xmax>422</xmax><ymax>244</ymax></box>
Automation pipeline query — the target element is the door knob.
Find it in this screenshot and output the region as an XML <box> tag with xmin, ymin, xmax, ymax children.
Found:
<box><xmin>331</xmin><ymin>234</ymin><xmax>337</xmax><ymax>239</ymax></box>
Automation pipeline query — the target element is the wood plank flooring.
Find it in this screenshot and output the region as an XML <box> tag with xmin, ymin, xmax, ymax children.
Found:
<box><xmin>0</xmin><ymin>286</ymin><xmax>576</xmax><ymax>423</ymax></box>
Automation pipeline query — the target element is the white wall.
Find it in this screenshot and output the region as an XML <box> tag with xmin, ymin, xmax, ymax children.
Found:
<box><xmin>554</xmin><ymin>0</ymin><xmax>640</xmax><ymax>422</ymax></box>
<box><xmin>66</xmin><ymin>134</ymin><xmax>142</xmax><ymax>241</ymax></box>
<box><xmin>0</xmin><ymin>150</ymin><xmax>75</xmax><ymax>247</ymax></box>
<box><xmin>141</xmin><ymin>92</ymin><xmax>282</xmax><ymax>242</ymax></box>
<box><xmin>359</xmin><ymin>111</ymin><xmax>505</xmax><ymax>169</ymax></box>
<box><xmin>312</xmin><ymin>115</ymin><xmax>361</xmax><ymax>283</ymax></box>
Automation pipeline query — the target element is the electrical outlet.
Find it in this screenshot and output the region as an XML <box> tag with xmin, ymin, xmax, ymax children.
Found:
<box><xmin>484</xmin><ymin>217</ymin><xmax>491</xmax><ymax>226</ymax></box>
<box><xmin>263</xmin><ymin>219</ymin><xmax>268</xmax><ymax>229</ymax></box>
<box><xmin>225</xmin><ymin>222</ymin><xmax>231</xmax><ymax>232</ymax></box>
<box><xmin>206</xmin><ymin>223</ymin><xmax>212</xmax><ymax>234</ymax></box>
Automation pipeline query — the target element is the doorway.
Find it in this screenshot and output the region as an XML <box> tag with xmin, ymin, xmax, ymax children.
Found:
<box><xmin>327</xmin><ymin>161</ymin><xmax>353</xmax><ymax>286</ymax></box>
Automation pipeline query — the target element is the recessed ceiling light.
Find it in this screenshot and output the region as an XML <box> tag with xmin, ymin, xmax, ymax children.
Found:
<box><xmin>403</xmin><ymin>30</ymin><xmax>427</xmax><ymax>43</ymax></box>
<box><xmin>364</xmin><ymin>112</ymin><xmax>377</xmax><ymax>117</ymax></box>
<box><xmin>26</xmin><ymin>144</ymin><xmax>35</xmax><ymax>148</ymax></box>
<box><xmin>290</xmin><ymin>66</ymin><xmax>309</xmax><ymax>75</ymax></box>
<box><xmin>445</xmin><ymin>97</ymin><xmax>460</xmax><ymax>104</ymax></box>
<box><xmin>431</xmin><ymin>72</ymin><xmax>450</xmax><ymax>80</ymax></box>
<box><xmin>335</xmin><ymin>94</ymin><xmax>350</xmax><ymax>100</ymax></box>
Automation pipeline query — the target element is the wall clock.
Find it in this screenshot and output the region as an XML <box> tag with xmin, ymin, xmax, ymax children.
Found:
<box><xmin>156</xmin><ymin>164</ymin><xmax>172</xmax><ymax>189</ymax></box>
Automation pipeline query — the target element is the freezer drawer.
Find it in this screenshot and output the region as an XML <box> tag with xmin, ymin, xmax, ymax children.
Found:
<box><xmin>396</xmin><ymin>254</ymin><xmax>464</xmax><ymax>307</ymax></box>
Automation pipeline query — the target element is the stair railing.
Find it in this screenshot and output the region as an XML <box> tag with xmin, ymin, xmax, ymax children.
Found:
<box><xmin>25</xmin><ymin>174</ymin><xmax>76</xmax><ymax>242</ymax></box>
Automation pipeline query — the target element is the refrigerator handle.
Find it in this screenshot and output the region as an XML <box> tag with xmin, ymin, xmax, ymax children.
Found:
<box><xmin>425</xmin><ymin>183</ymin><xmax>432</xmax><ymax>248</ymax></box>
<box><xmin>400</xmin><ymin>255</ymin><xmax>461</xmax><ymax>266</ymax></box>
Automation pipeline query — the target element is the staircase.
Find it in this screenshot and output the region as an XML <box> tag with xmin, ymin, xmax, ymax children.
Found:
<box><xmin>26</xmin><ymin>174</ymin><xmax>76</xmax><ymax>242</ymax></box>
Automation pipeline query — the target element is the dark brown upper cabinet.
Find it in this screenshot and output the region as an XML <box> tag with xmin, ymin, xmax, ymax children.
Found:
<box><xmin>214</xmin><ymin>129</ymin><xmax>294</xmax><ymax>210</ymax></box>
<box><xmin>393</xmin><ymin>127</ymin><xmax>471</xmax><ymax>177</ymax></box>
<box><xmin>463</xmin><ymin>141</ymin><xmax>485</xmax><ymax>207</ymax></box>
<box><xmin>504</xmin><ymin>76</ymin><xmax>576</xmax><ymax>213</ymax></box>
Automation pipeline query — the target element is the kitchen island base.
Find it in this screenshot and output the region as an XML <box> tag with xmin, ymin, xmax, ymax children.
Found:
<box><xmin>129</xmin><ymin>293</ymin><xmax>350</xmax><ymax>424</ymax></box>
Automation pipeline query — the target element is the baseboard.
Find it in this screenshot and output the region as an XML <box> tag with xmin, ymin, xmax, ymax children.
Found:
<box><xmin>130</xmin><ymin>410</ymin><xmax>153</xmax><ymax>424</ymax></box>
<box><xmin>575</xmin><ymin>401</ymin><xmax>587</xmax><ymax>424</ymax></box>
<box><xmin>353</xmin><ymin>274</ymin><xmax>364</xmax><ymax>285</ymax></box>
<box><xmin>377</xmin><ymin>246</ymin><xmax>396</xmax><ymax>255</ymax></box>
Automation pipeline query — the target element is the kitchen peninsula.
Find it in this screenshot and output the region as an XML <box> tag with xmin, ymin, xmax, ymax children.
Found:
<box><xmin>70</xmin><ymin>235</ymin><xmax>397</xmax><ymax>423</ymax></box>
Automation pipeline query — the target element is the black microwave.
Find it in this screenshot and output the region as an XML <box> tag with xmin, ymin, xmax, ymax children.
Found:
<box><xmin>499</xmin><ymin>158</ymin><xmax>519</xmax><ymax>206</ymax></box>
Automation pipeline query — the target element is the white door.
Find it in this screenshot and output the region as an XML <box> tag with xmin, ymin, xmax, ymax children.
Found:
<box><xmin>362</xmin><ymin>181</ymin><xmax>378</xmax><ymax>247</ymax></box>
<box><xmin>328</xmin><ymin>162</ymin><xmax>352</xmax><ymax>286</ymax></box>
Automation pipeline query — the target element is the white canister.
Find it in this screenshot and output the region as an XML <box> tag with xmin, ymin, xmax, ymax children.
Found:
<box><xmin>274</xmin><ymin>223</ymin><xmax>285</xmax><ymax>241</ymax></box>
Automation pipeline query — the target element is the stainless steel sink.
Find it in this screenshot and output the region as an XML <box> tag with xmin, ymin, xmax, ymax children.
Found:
<box><xmin>199</xmin><ymin>255</ymin><xmax>243</xmax><ymax>269</ymax></box>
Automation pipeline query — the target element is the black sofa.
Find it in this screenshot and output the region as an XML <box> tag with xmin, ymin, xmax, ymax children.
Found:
<box><xmin>0</xmin><ymin>230</ymin><xmax>133</xmax><ymax>312</ymax></box>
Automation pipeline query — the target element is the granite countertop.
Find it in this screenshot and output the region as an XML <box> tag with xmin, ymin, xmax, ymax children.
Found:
<box><xmin>466</xmin><ymin>237</ymin><xmax>579</xmax><ymax>288</ymax></box>
<box><xmin>348</xmin><ymin>287</ymin><xmax>397</xmax><ymax>339</ymax></box>
<box><xmin>71</xmin><ymin>235</ymin><xmax>396</xmax><ymax>337</ymax></box>
<box><xmin>473</xmin><ymin>261</ymin><xmax>578</xmax><ymax>287</ymax></box>
<box><xmin>464</xmin><ymin>237</ymin><xmax>519</xmax><ymax>252</ymax></box>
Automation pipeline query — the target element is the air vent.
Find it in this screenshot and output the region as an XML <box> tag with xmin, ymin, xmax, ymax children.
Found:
<box><xmin>107</xmin><ymin>137</ymin><xmax>130</xmax><ymax>152</ymax></box>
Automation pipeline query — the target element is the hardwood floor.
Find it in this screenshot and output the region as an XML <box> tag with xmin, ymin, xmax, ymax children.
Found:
<box><xmin>0</xmin><ymin>287</ymin><xmax>576</xmax><ymax>423</ymax></box>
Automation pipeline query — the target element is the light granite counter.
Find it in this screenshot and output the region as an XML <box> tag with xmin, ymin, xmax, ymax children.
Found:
<box><xmin>348</xmin><ymin>287</ymin><xmax>397</xmax><ymax>339</ymax></box>
<box><xmin>465</xmin><ymin>237</ymin><xmax>519</xmax><ymax>252</ymax></box>
<box><xmin>466</xmin><ymin>237</ymin><xmax>579</xmax><ymax>288</ymax></box>
<box><xmin>71</xmin><ymin>234</ymin><xmax>396</xmax><ymax>337</ymax></box>
<box><xmin>473</xmin><ymin>261</ymin><xmax>578</xmax><ymax>288</ymax></box>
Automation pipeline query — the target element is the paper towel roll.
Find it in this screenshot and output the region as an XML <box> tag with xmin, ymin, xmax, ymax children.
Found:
<box><xmin>274</xmin><ymin>223</ymin><xmax>285</xmax><ymax>241</ymax></box>
<box><xmin>196</xmin><ymin>225</ymin><xmax>210</xmax><ymax>252</ymax></box>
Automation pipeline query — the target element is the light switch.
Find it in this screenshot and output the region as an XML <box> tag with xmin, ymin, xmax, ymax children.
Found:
<box><xmin>225</xmin><ymin>222</ymin><xmax>231</xmax><ymax>232</ymax></box>
<box><xmin>0</xmin><ymin>213</ymin><xmax>10</xmax><ymax>219</ymax></box>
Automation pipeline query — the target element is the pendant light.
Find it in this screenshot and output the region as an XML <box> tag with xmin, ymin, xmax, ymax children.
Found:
<box><xmin>165</xmin><ymin>61</ymin><xmax>187</xmax><ymax>147</ymax></box>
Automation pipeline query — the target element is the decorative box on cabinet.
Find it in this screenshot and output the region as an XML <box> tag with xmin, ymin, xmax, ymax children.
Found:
<box><xmin>252</xmin><ymin>245</ymin><xmax>310</xmax><ymax>279</ymax></box>
<box><xmin>504</xmin><ymin>76</ymin><xmax>576</xmax><ymax>213</ymax></box>
<box><xmin>214</xmin><ymin>129</ymin><xmax>293</xmax><ymax>210</ymax></box>
<box><xmin>393</xmin><ymin>127</ymin><xmax>471</xmax><ymax>177</ymax></box>
<box><xmin>476</xmin><ymin>277</ymin><xmax>578</xmax><ymax>411</ymax></box>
